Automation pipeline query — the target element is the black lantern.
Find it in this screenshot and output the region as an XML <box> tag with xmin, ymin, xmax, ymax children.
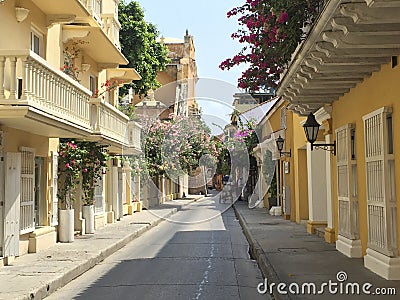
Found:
<box><xmin>303</xmin><ymin>113</ymin><xmax>320</xmax><ymax>144</ymax></box>
<box><xmin>275</xmin><ymin>135</ymin><xmax>291</xmax><ymax>157</ymax></box>
<box><xmin>303</xmin><ymin>112</ymin><xmax>336</xmax><ymax>155</ymax></box>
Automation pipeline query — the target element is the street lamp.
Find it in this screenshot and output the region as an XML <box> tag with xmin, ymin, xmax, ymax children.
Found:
<box><xmin>275</xmin><ymin>135</ymin><xmax>291</xmax><ymax>157</ymax></box>
<box><xmin>303</xmin><ymin>112</ymin><xmax>336</xmax><ymax>155</ymax></box>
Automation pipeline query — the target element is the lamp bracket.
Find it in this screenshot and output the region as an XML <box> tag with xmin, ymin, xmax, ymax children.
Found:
<box><xmin>311</xmin><ymin>141</ymin><xmax>336</xmax><ymax>156</ymax></box>
<box><xmin>280</xmin><ymin>149</ymin><xmax>291</xmax><ymax>157</ymax></box>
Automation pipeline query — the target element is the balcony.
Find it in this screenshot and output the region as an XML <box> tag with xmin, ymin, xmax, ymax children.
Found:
<box><xmin>0</xmin><ymin>50</ymin><xmax>141</xmax><ymax>152</ymax></box>
<box><xmin>81</xmin><ymin>0</ymin><xmax>103</xmax><ymax>26</ymax></box>
<box><xmin>63</xmin><ymin>24</ymin><xmax>127</xmax><ymax>67</ymax></box>
<box><xmin>101</xmin><ymin>14</ymin><xmax>121</xmax><ymax>51</ymax></box>
<box><xmin>90</xmin><ymin>99</ymin><xmax>141</xmax><ymax>154</ymax></box>
<box><xmin>0</xmin><ymin>50</ymin><xmax>92</xmax><ymax>137</ymax></box>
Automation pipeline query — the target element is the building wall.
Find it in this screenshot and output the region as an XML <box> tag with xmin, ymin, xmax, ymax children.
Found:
<box><xmin>332</xmin><ymin>61</ymin><xmax>400</xmax><ymax>254</ymax></box>
<box><xmin>291</xmin><ymin>113</ymin><xmax>308</xmax><ymax>223</ymax></box>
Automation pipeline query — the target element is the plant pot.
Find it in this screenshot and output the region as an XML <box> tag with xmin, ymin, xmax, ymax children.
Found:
<box><xmin>59</xmin><ymin>209</ymin><xmax>74</xmax><ymax>242</ymax></box>
<box><xmin>82</xmin><ymin>205</ymin><xmax>95</xmax><ymax>234</ymax></box>
<box><xmin>268</xmin><ymin>197</ymin><xmax>277</xmax><ymax>210</ymax></box>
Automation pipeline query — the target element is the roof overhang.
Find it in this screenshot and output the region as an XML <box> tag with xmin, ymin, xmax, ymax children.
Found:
<box><xmin>277</xmin><ymin>0</ymin><xmax>400</xmax><ymax>115</ymax></box>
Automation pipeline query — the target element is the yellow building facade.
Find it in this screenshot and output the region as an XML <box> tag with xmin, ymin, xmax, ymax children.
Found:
<box><xmin>0</xmin><ymin>0</ymin><xmax>141</xmax><ymax>265</ymax></box>
<box><xmin>276</xmin><ymin>0</ymin><xmax>400</xmax><ymax>280</ymax></box>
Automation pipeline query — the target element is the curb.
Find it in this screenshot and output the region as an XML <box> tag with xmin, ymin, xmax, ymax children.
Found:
<box><xmin>233</xmin><ymin>204</ymin><xmax>291</xmax><ymax>300</ymax></box>
<box><xmin>27</xmin><ymin>199</ymin><xmax>199</xmax><ymax>300</ymax></box>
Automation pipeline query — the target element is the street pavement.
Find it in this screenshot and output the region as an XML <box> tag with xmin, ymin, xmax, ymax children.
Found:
<box><xmin>0</xmin><ymin>196</ymin><xmax>202</xmax><ymax>300</ymax></box>
<box><xmin>46</xmin><ymin>192</ymin><xmax>269</xmax><ymax>300</ymax></box>
<box><xmin>233</xmin><ymin>201</ymin><xmax>400</xmax><ymax>299</ymax></box>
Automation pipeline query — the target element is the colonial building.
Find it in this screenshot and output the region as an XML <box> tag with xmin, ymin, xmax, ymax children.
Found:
<box><xmin>155</xmin><ymin>30</ymin><xmax>200</xmax><ymax>117</ymax></box>
<box><xmin>0</xmin><ymin>0</ymin><xmax>141</xmax><ymax>264</ymax></box>
<box><xmin>276</xmin><ymin>0</ymin><xmax>400</xmax><ymax>280</ymax></box>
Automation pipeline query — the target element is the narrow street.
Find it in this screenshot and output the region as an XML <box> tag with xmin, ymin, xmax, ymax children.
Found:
<box><xmin>47</xmin><ymin>192</ymin><xmax>270</xmax><ymax>300</ymax></box>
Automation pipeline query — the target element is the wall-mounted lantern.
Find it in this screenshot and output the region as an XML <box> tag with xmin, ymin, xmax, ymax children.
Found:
<box><xmin>276</xmin><ymin>135</ymin><xmax>291</xmax><ymax>157</ymax></box>
<box><xmin>303</xmin><ymin>112</ymin><xmax>336</xmax><ymax>155</ymax></box>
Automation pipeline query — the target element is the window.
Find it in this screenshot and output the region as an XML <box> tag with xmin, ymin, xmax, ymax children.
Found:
<box><xmin>94</xmin><ymin>172</ymin><xmax>105</xmax><ymax>215</ymax></box>
<box><xmin>363</xmin><ymin>107</ymin><xmax>397</xmax><ymax>256</ymax></box>
<box><xmin>30</xmin><ymin>28</ymin><xmax>44</xmax><ymax>57</ymax></box>
<box><xmin>20</xmin><ymin>147</ymin><xmax>35</xmax><ymax>234</ymax></box>
<box><xmin>336</xmin><ymin>124</ymin><xmax>359</xmax><ymax>240</ymax></box>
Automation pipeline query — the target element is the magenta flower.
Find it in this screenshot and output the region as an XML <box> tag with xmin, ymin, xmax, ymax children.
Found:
<box><xmin>278</xmin><ymin>12</ymin><xmax>289</xmax><ymax>24</ymax></box>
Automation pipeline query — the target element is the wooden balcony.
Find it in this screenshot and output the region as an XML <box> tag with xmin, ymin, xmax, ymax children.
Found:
<box><xmin>0</xmin><ymin>50</ymin><xmax>92</xmax><ymax>137</ymax></box>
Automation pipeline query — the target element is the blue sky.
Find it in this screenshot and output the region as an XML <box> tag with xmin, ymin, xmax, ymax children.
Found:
<box><xmin>134</xmin><ymin>0</ymin><xmax>246</xmax><ymax>133</ymax></box>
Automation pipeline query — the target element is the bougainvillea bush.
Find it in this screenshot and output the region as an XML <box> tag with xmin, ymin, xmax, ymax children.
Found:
<box><xmin>139</xmin><ymin>114</ymin><xmax>219</xmax><ymax>178</ymax></box>
<box><xmin>220</xmin><ymin>0</ymin><xmax>323</xmax><ymax>91</ymax></box>
<box><xmin>58</xmin><ymin>139</ymin><xmax>109</xmax><ymax>208</ymax></box>
<box><xmin>215</xmin><ymin>115</ymin><xmax>260</xmax><ymax>175</ymax></box>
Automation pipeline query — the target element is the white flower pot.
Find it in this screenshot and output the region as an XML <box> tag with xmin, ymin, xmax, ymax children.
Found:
<box><xmin>59</xmin><ymin>209</ymin><xmax>74</xmax><ymax>242</ymax></box>
<box><xmin>82</xmin><ymin>205</ymin><xmax>95</xmax><ymax>234</ymax></box>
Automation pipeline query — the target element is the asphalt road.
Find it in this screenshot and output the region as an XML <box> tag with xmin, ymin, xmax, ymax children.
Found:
<box><xmin>47</xmin><ymin>192</ymin><xmax>271</xmax><ymax>300</ymax></box>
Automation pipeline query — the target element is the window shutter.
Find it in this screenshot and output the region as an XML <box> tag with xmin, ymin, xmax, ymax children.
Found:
<box><xmin>19</xmin><ymin>147</ymin><xmax>35</xmax><ymax>234</ymax></box>
<box><xmin>50</xmin><ymin>151</ymin><xmax>59</xmax><ymax>226</ymax></box>
<box><xmin>363</xmin><ymin>107</ymin><xmax>397</xmax><ymax>256</ymax></box>
<box><xmin>336</xmin><ymin>124</ymin><xmax>359</xmax><ymax>240</ymax></box>
<box><xmin>94</xmin><ymin>173</ymin><xmax>104</xmax><ymax>215</ymax></box>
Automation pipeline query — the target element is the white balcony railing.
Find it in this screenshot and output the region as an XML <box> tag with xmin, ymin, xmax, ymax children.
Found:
<box><xmin>101</xmin><ymin>14</ymin><xmax>121</xmax><ymax>51</ymax></box>
<box><xmin>91</xmin><ymin>98</ymin><xmax>129</xmax><ymax>143</ymax></box>
<box><xmin>128</xmin><ymin>120</ymin><xmax>141</xmax><ymax>151</ymax></box>
<box><xmin>82</xmin><ymin>0</ymin><xmax>103</xmax><ymax>26</ymax></box>
<box><xmin>0</xmin><ymin>50</ymin><xmax>92</xmax><ymax>131</ymax></box>
<box><xmin>90</xmin><ymin>99</ymin><xmax>142</xmax><ymax>152</ymax></box>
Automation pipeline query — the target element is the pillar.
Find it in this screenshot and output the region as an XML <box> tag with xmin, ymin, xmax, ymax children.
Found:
<box><xmin>306</xmin><ymin>143</ymin><xmax>328</xmax><ymax>234</ymax></box>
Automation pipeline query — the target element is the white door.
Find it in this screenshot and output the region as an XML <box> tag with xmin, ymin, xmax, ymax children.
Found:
<box><xmin>4</xmin><ymin>152</ymin><xmax>21</xmax><ymax>257</ymax></box>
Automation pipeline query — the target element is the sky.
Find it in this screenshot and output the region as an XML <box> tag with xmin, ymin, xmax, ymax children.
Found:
<box><xmin>134</xmin><ymin>0</ymin><xmax>247</xmax><ymax>134</ymax></box>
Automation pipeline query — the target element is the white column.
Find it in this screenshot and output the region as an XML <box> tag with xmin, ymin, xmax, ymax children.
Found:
<box><xmin>307</xmin><ymin>143</ymin><xmax>327</xmax><ymax>223</ymax></box>
<box><xmin>112</xmin><ymin>166</ymin><xmax>119</xmax><ymax>221</ymax></box>
<box><xmin>0</xmin><ymin>57</ymin><xmax>5</xmax><ymax>99</ymax></box>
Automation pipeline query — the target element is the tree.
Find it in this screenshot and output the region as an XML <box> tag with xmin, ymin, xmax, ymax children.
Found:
<box><xmin>220</xmin><ymin>0</ymin><xmax>322</xmax><ymax>92</ymax></box>
<box><xmin>139</xmin><ymin>114</ymin><xmax>219</xmax><ymax>178</ymax></box>
<box><xmin>118</xmin><ymin>1</ymin><xmax>169</xmax><ymax>96</ymax></box>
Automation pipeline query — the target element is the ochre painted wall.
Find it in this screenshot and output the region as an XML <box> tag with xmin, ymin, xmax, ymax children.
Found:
<box><xmin>291</xmin><ymin>113</ymin><xmax>308</xmax><ymax>223</ymax></box>
<box><xmin>332</xmin><ymin>61</ymin><xmax>400</xmax><ymax>255</ymax></box>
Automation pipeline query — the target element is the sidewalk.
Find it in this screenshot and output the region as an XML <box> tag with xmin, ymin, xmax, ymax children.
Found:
<box><xmin>234</xmin><ymin>201</ymin><xmax>400</xmax><ymax>299</ymax></box>
<box><xmin>0</xmin><ymin>196</ymin><xmax>202</xmax><ymax>300</ymax></box>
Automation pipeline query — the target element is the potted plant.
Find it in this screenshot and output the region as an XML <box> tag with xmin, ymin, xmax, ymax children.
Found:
<box><xmin>57</xmin><ymin>140</ymin><xmax>82</xmax><ymax>242</ymax></box>
<box><xmin>80</xmin><ymin>142</ymin><xmax>109</xmax><ymax>234</ymax></box>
